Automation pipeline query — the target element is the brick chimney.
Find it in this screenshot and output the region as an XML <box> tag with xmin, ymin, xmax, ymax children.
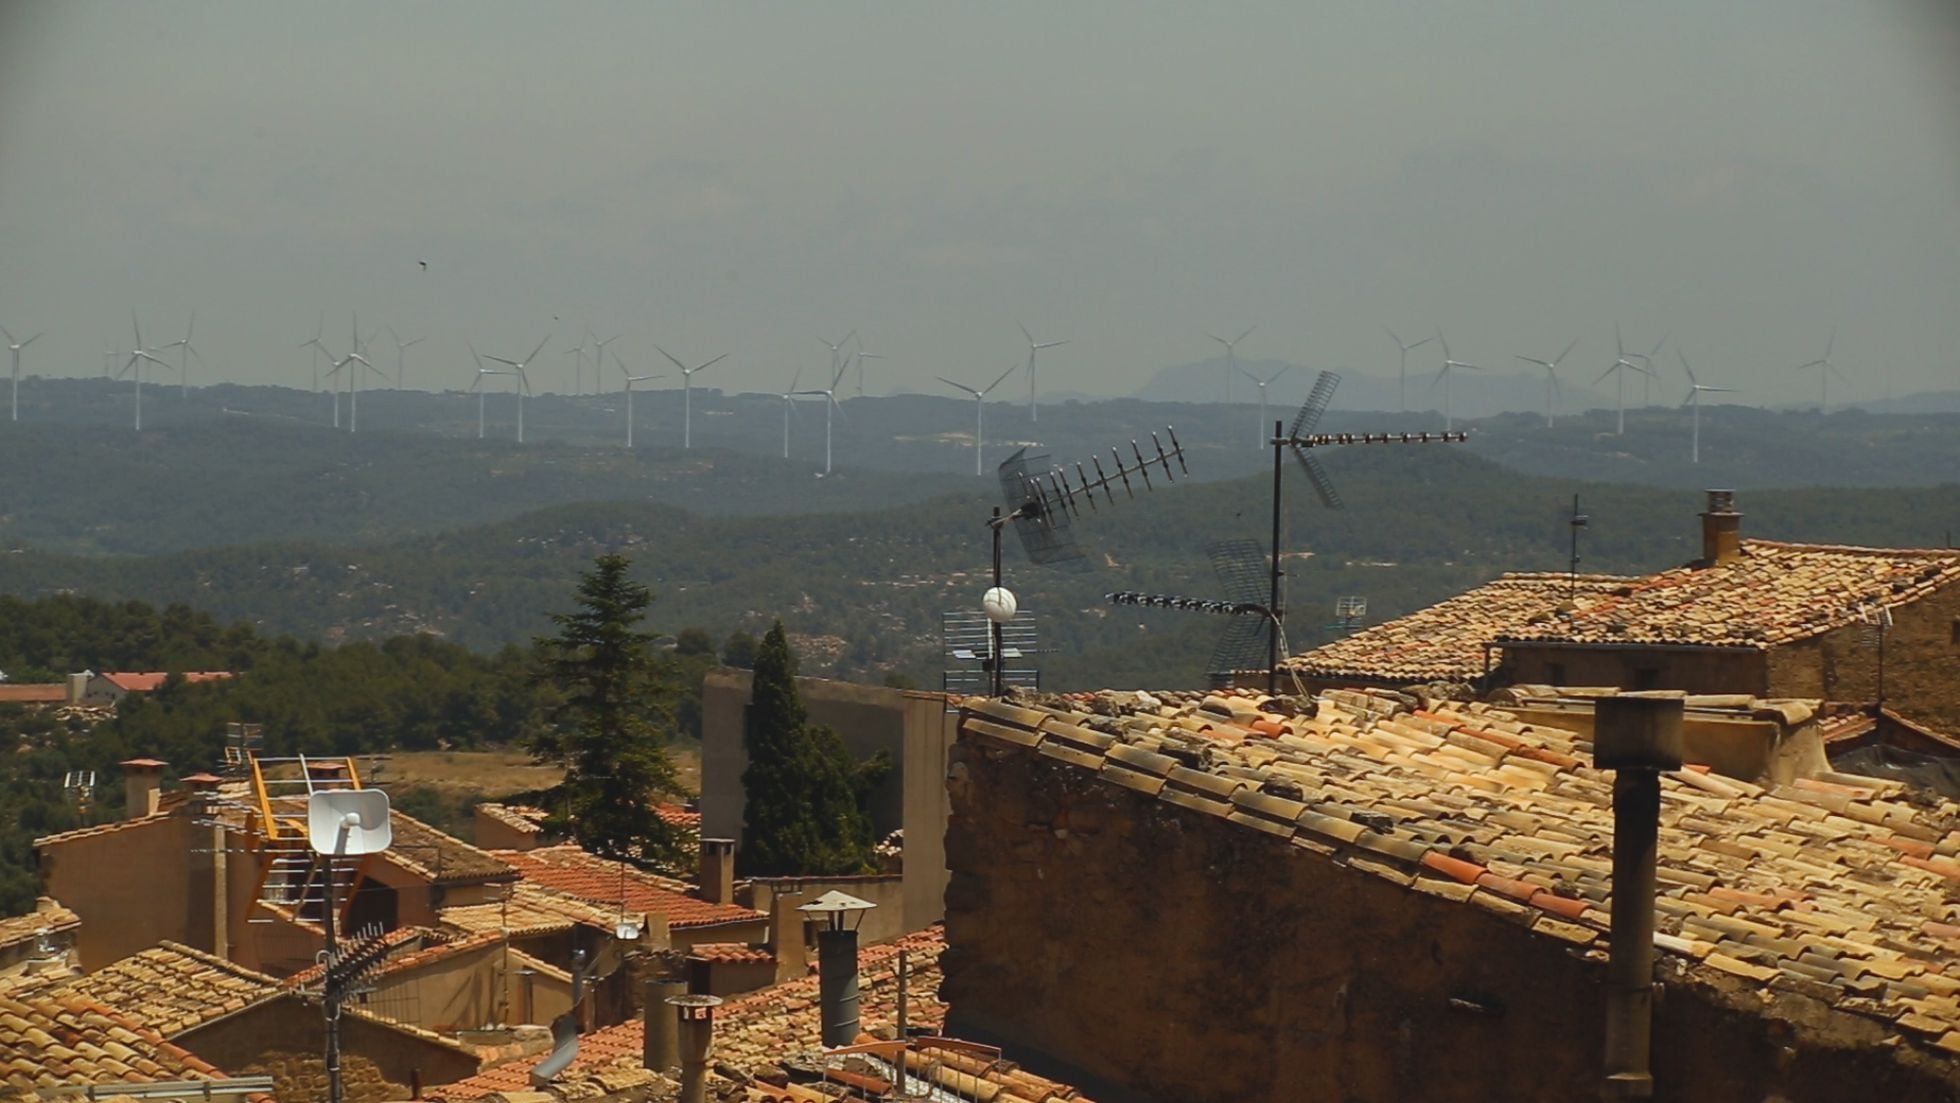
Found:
<box><xmin>698</xmin><ymin>838</ymin><xmax>735</xmax><ymax>905</ymax></box>
<box><xmin>1699</xmin><ymin>489</ymin><xmax>1742</xmax><ymax>567</ymax></box>
<box><xmin>119</xmin><ymin>758</ymin><xmax>168</xmax><ymax>818</ymax></box>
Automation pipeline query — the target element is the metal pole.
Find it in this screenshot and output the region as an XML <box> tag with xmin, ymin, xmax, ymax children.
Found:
<box><xmin>895</xmin><ymin>948</ymin><xmax>909</xmax><ymax>1096</ymax></box>
<box><xmin>991</xmin><ymin>508</ymin><xmax>1005</xmax><ymax>698</ymax></box>
<box><xmin>1596</xmin><ymin>694</ymin><xmax>1682</xmax><ymax>1101</ymax></box>
<box><xmin>1267</xmin><ymin>420</ymin><xmax>1283</xmax><ymax>696</ymax></box>
<box><xmin>322</xmin><ymin>858</ymin><xmax>343</xmax><ymax>1103</ymax></box>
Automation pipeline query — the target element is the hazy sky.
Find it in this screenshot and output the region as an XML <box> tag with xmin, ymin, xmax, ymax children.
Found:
<box><xmin>2</xmin><ymin>2</ymin><xmax>1956</xmax><ymax>405</ymax></box>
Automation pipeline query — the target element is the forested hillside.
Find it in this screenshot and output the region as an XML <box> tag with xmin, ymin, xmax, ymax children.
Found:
<box><xmin>4</xmin><ymin>449</ymin><xmax>1954</xmax><ymax>689</ymax></box>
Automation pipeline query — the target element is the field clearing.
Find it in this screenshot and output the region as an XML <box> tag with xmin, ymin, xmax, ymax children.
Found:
<box><xmin>355</xmin><ymin>746</ymin><xmax>703</xmax><ymax>799</ymax></box>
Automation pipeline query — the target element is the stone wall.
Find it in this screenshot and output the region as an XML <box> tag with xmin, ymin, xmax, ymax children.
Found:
<box><xmin>1499</xmin><ymin>644</ymin><xmax>1768</xmax><ymax>697</ymax></box>
<box><xmin>178</xmin><ymin>995</ymin><xmax>481</xmax><ymax>1096</ymax></box>
<box><xmin>942</xmin><ymin>739</ymin><xmax>1960</xmax><ymax>1103</ymax></box>
<box><xmin>1768</xmin><ymin>583</ymin><xmax>1960</xmax><ymax>732</ymax></box>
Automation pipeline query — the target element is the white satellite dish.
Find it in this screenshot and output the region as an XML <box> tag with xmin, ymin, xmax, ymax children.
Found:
<box><xmin>307</xmin><ymin>790</ymin><xmax>394</xmax><ymax>856</ymax></box>
<box><xmin>614</xmin><ymin>920</ymin><xmax>642</xmax><ymax>941</ymax></box>
<box><xmin>983</xmin><ymin>586</ymin><xmax>1018</xmax><ymax>624</ymax></box>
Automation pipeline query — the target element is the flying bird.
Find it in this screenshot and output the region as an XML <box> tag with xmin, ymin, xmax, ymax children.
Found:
<box><xmin>418</xmin><ymin>260</ymin><xmax>428</xmax><ymax>271</ymax></box>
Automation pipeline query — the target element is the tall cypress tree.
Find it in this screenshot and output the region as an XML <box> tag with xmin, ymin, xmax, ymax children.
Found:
<box><xmin>529</xmin><ymin>554</ymin><xmax>684</xmax><ymax>867</ymax></box>
<box><xmin>739</xmin><ymin>622</ymin><xmax>883</xmax><ymax>876</ymax></box>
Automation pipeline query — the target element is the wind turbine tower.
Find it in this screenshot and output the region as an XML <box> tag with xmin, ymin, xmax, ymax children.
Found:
<box><xmin>1431</xmin><ymin>332</ymin><xmax>1480</xmax><ymax>432</ymax></box>
<box><xmin>613</xmin><ymin>350</ymin><xmax>661</xmax><ymax>449</ymax></box>
<box><xmin>1680</xmin><ymin>348</ymin><xmax>1736</xmax><ymax>465</ymax></box>
<box><xmin>793</xmin><ymin>358</ymin><xmax>852</xmax><ymax>475</ymax></box>
<box><xmin>484</xmin><ymin>333</ymin><xmax>551</xmax><ymax>444</ymax></box>
<box><xmin>321</xmin><ymin>315</ymin><xmax>379</xmax><ymax>432</ymax></box>
<box><xmin>119</xmin><ymin>314</ymin><xmax>167</xmax><ymax>431</ymax></box>
<box><xmin>466</xmin><ymin>343</ymin><xmax>509</xmax><ymax>439</ymax></box>
<box><xmin>160</xmin><ymin>312</ymin><xmax>204</xmax><ymax>398</ymax></box>
<box><xmin>1796</xmin><ymin>330</ymin><xmax>1845</xmax><ymax>411</ymax></box>
<box><xmin>1384</xmin><ymin>328</ymin><xmax>1432</xmax><ymax>413</ymax></box>
<box><xmin>1516</xmin><ymin>338</ymin><xmax>1579</xmax><ymax>428</ymax></box>
<box><xmin>0</xmin><ymin>325</ymin><xmax>42</xmax><ymax>422</ymax></box>
<box><xmin>1240</xmin><ymin>364</ymin><xmax>1291</xmax><ymax>449</ymax></box>
<box><xmin>1596</xmin><ymin>325</ymin><xmax>1653</xmax><ymax>436</ymax></box>
<box><xmin>654</xmin><ymin>345</ymin><xmax>729</xmax><ymax>449</ymax></box>
<box><xmin>301</xmin><ymin>314</ymin><xmax>327</xmax><ymax>392</ymax></box>
<box><xmin>1207</xmin><ymin>326</ymin><xmax>1254</xmax><ymax>403</ymax></box>
<box><xmin>385</xmin><ymin>327</ymin><xmax>425</xmax><ymax>390</ymax></box>
<box><xmin>1019</xmin><ymin>324</ymin><xmax>1068</xmax><ymax>422</ymax></box>
<box><xmin>937</xmin><ymin>364</ymin><xmax>1018</xmax><ymax>477</ymax></box>
<box><xmin>778</xmin><ymin>367</ymin><xmax>803</xmax><ymax>459</ymax></box>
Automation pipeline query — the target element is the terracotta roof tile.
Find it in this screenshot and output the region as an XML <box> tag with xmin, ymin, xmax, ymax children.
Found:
<box><xmin>0</xmin><ymin>685</ymin><xmax>66</xmax><ymax>705</ymax></box>
<box><xmin>493</xmin><ymin>845</ymin><xmax>762</xmax><ymax>930</ymax></box>
<box><xmin>387</xmin><ymin>813</ymin><xmax>518</xmax><ymax>886</ymax></box>
<box><xmin>686</xmin><ymin>943</ymin><xmax>774</xmax><ymax>966</ymax></box>
<box><xmin>0</xmin><ymin>986</ymin><xmax>225</xmax><ymax>1097</ymax></box>
<box><xmin>47</xmin><ymin>943</ymin><xmax>278</xmax><ymax>1038</ymax></box>
<box><xmin>959</xmin><ymin>686</ymin><xmax>1960</xmax><ymax>1066</ymax></box>
<box><xmin>438</xmin><ymin>882</ymin><xmax>624</xmax><ymax>939</ymax></box>
<box><xmin>99</xmin><ymin>672</ymin><xmax>234</xmax><ymax>693</ymax></box>
<box><xmin>0</xmin><ymin>899</ymin><xmax>79</xmax><ymax>954</ymax></box>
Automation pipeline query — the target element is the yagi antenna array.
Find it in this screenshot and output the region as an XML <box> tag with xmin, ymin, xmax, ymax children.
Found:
<box><xmin>997</xmin><ymin>427</ymin><xmax>1186</xmax><ymax>569</ymax></box>
<box><xmin>1107</xmin><ymin>539</ymin><xmax>1276</xmax><ymax>684</ymax></box>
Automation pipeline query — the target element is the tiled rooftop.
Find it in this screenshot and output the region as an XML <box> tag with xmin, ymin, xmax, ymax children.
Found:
<box><xmin>99</xmin><ymin>672</ymin><xmax>234</xmax><ymax>693</ymax></box>
<box><xmin>1286</xmin><ymin>572</ymin><xmax>1633</xmax><ymax>683</ymax></box>
<box><xmin>51</xmin><ymin>942</ymin><xmax>278</xmax><ymax>1037</ymax></box>
<box><xmin>0</xmin><ymin>685</ymin><xmax>66</xmax><ymax>705</ymax></box>
<box><xmin>438</xmin><ymin>881</ymin><xmax>624</xmax><ymax>939</ymax></box>
<box><xmin>685</xmin><ymin>943</ymin><xmax>774</xmax><ymax>966</ymax></box>
<box><xmin>388</xmin><ymin>813</ymin><xmax>519</xmax><ymax>886</ymax></box>
<box><xmin>0</xmin><ymin>898</ymin><xmax>80</xmax><ymax>954</ymax></box>
<box><xmin>431</xmin><ymin>928</ymin><xmax>948</xmax><ymax>1100</ymax></box>
<box><xmin>493</xmin><ymin>845</ymin><xmax>763</xmax><ymax>930</ymax></box>
<box><xmin>0</xmin><ymin>986</ymin><xmax>226</xmax><ymax>1099</ymax></box>
<box><xmin>961</xmin><ymin>687</ymin><xmax>1960</xmax><ymax>1065</ymax></box>
<box><xmin>474</xmin><ymin>803</ymin><xmax>546</xmax><ymax>837</ymax></box>
<box><xmin>1494</xmin><ymin>540</ymin><xmax>1960</xmax><ymax>649</ymax></box>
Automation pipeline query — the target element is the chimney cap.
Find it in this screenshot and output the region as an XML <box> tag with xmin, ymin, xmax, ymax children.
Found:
<box><xmin>665</xmin><ymin>993</ymin><xmax>723</xmax><ymax>1022</ymax></box>
<box><xmin>119</xmin><ymin>757</ymin><xmax>169</xmax><ymax>770</ymax></box>
<box><xmin>1702</xmin><ymin>489</ymin><xmax>1738</xmax><ymax>513</ymax></box>
<box><xmin>799</xmin><ymin>890</ymin><xmax>877</xmax><ymax>916</ymax></box>
<box><xmin>180</xmin><ymin>772</ymin><xmax>223</xmax><ymax>785</ymax></box>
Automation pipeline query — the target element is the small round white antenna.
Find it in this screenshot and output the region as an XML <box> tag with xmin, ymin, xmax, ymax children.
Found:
<box><xmin>983</xmin><ymin>586</ymin><xmax>1018</xmax><ymax>624</ymax></box>
<box><xmin>307</xmin><ymin>790</ymin><xmax>394</xmax><ymax>856</ymax></box>
<box><xmin>614</xmin><ymin>920</ymin><xmax>642</xmax><ymax>941</ymax></box>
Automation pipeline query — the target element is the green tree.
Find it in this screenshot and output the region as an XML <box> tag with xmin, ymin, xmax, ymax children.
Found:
<box><xmin>739</xmin><ymin>622</ymin><xmax>884</xmax><ymax>876</ymax></box>
<box><xmin>528</xmin><ymin>555</ymin><xmax>685</xmax><ymax>866</ymax></box>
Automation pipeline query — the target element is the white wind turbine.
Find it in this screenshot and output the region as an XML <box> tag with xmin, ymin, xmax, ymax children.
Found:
<box><xmin>1385</xmin><ymin>328</ymin><xmax>1433</xmax><ymax>413</ymax></box>
<box><xmin>819</xmin><ymin>330</ymin><xmax>857</xmax><ymax>385</ymax></box>
<box><xmin>1019</xmin><ymin>324</ymin><xmax>1068</xmax><ymax>422</ymax></box>
<box><xmin>300</xmin><ymin>314</ymin><xmax>327</xmax><ymax>392</ymax></box>
<box><xmin>1795</xmin><ymin>329</ymin><xmax>1846</xmax><ymax>411</ymax></box>
<box><xmin>1206</xmin><ymin>325</ymin><xmax>1254</xmax><ymax>403</ymax></box>
<box><xmin>561</xmin><ymin>328</ymin><xmax>590</xmax><ymax>395</ymax></box>
<box><xmin>778</xmin><ymin>367</ymin><xmax>803</xmax><ymax>459</ymax></box>
<box><xmin>937</xmin><ymin>365</ymin><xmax>1018</xmax><ymax>477</ymax></box>
<box><xmin>384</xmin><ymin>327</ymin><xmax>425</xmax><ymax>390</ymax></box>
<box><xmin>159</xmin><ymin>312</ymin><xmax>204</xmax><ymax>398</ymax></box>
<box><xmin>1</xmin><ymin>325</ymin><xmax>42</xmax><ymax>422</ymax></box>
<box><xmin>852</xmin><ymin>341</ymin><xmax>885</xmax><ymax>397</ymax></box>
<box><xmin>1431</xmin><ymin>331</ymin><xmax>1480</xmax><ymax>431</ymax></box>
<box><xmin>1624</xmin><ymin>329</ymin><xmax>1667</xmax><ymax>406</ymax></box>
<box><xmin>118</xmin><ymin>314</ymin><xmax>167</xmax><ymax>431</ymax></box>
<box><xmin>1239</xmin><ymin>364</ymin><xmax>1291</xmax><ymax>449</ymax></box>
<box><xmin>589</xmin><ymin>335</ymin><xmax>619</xmax><ymax>396</ymax></box>
<box><xmin>321</xmin><ymin>315</ymin><xmax>381</xmax><ymax>433</ymax></box>
<box><xmin>465</xmin><ymin>343</ymin><xmax>510</xmax><ymax>439</ymax></box>
<box><xmin>613</xmin><ymin>350</ymin><xmax>661</xmax><ymax>449</ymax></box>
<box><xmin>484</xmin><ymin>333</ymin><xmax>551</xmax><ymax>444</ymax></box>
<box><xmin>1596</xmin><ymin>324</ymin><xmax>1653</xmax><ymax>436</ymax></box>
<box><xmin>793</xmin><ymin>358</ymin><xmax>850</xmax><ymax>475</ymax></box>
<box><xmin>1679</xmin><ymin>348</ymin><xmax>1736</xmax><ymax>465</ymax></box>
<box><xmin>1516</xmin><ymin>338</ymin><xmax>1580</xmax><ymax>429</ymax></box>
<box><xmin>654</xmin><ymin>345</ymin><xmax>729</xmax><ymax>450</ymax></box>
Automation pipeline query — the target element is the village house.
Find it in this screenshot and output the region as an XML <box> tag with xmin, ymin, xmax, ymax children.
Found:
<box><xmin>942</xmin><ymin>687</ymin><xmax>1960</xmax><ymax>1102</ymax></box>
<box><xmin>0</xmin><ymin>897</ymin><xmax>78</xmax><ymax>985</ymax></box>
<box><xmin>1287</xmin><ymin>490</ymin><xmax>1960</xmax><ymax>731</ymax></box>
<box><xmin>78</xmin><ymin>670</ymin><xmax>235</xmax><ymax>707</ymax></box>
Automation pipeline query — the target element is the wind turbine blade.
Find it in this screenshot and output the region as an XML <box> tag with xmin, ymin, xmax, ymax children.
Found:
<box><xmin>485</xmin><ymin>355</ymin><xmax>520</xmax><ymax>367</ymax></box>
<box><xmin>467</xmin><ymin>341</ymin><xmax>485</xmax><ymax>370</ymax></box>
<box><xmin>984</xmin><ymin>364</ymin><xmax>1017</xmax><ymax>394</ymax></box>
<box><xmin>694</xmin><ymin>352</ymin><xmax>729</xmax><ymax>374</ymax></box>
<box><xmin>524</xmin><ymin>333</ymin><xmax>552</xmax><ymax>366</ymax></box>
<box><xmin>654</xmin><ymin>344</ymin><xmax>688</xmax><ymax>372</ymax></box>
<box><xmin>936</xmin><ymin>376</ymin><xmax>978</xmax><ymax>397</ymax></box>
<box><xmin>840</xmin><ymin>328</ymin><xmax>857</xmax><ymax>349</ymax></box>
<box><xmin>1019</xmin><ymin>323</ymin><xmax>1034</xmax><ymax>346</ymax></box>
<box><xmin>1406</xmin><ymin>336</ymin><xmax>1433</xmax><ymax>351</ymax></box>
<box><xmin>1235</xmin><ymin>324</ymin><xmax>1255</xmax><ymax>343</ymax></box>
<box><xmin>0</xmin><ymin>325</ymin><xmax>12</xmax><ymax>344</ymax></box>
<box><xmin>1383</xmin><ymin>326</ymin><xmax>1401</xmax><ymax>348</ymax></box>
<box><xmin>1705</xmin><ymin>386</ymin><xmax>1738</xmax><ymax>393</ymax></box>
<box><xmin>1678</xmin><ymin>349</ymin><xmax>1697</xmax><ymax>386</ymax></box>
<box><xmin>1825</xmin><ymin>327</ymin><xmax>1836</xmax><ymax>360</ymax></box>
<box><xmin>1554</xmin><ymin>337</ymin><xmax>1579</xmax><ymax>366</ymax></box>
<box><xmin>21</xmin><ymin>333</ymin><xmax>40</xmax><ymax>348</ymax></box>
<box><xmin>1594</xmin><ymin>363</ymin><xmax>1618</xmax><ymax>385</ymax></box>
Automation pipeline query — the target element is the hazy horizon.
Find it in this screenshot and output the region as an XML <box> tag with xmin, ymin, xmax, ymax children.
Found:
<box><xmin>2</xmin><ymin>2</ymin><xmax>1956</xmax><ymax>407</ymax></box>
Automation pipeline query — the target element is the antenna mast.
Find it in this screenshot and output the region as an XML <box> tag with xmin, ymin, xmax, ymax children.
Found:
<box><xmin>1569</xmin><ymin>494</ymin><xmax>1589</xmax><ymax>598</ymax></box>
<box><xmin>1266</xmin><ymin>372</ymin><xmax>1467</xmax><ymax>693</ymax></box>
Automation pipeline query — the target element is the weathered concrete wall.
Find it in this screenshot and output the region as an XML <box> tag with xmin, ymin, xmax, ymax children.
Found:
<box><xmin>367</xmin><ymin>945</ymin><xmax>574</xmax><ymax>1032</ymax></box>
<box><xmin>942</xmin><ymin>741</ymin><xmax>1960</xmax><ymax>1103</ymax></box>
<box><xmin>1500</xmin><ymin>645</ymin><xmax>1768</xmax><ymax>697</ymax></box>
<box><xmin>178</xmin><ymin>995</ymin><xmax>481</xmax><ymax>1093</ymax></box>
<box><xmin>750</xmin><ymin>874</ymin><xmax>907</xmax><ymax>944</ymax></box>
<box><xmin>42</xmin><ymin>817</ymin><xmax>196</xmax><ymax>969</ymax></box>
<box><xmin>1770</xmin><ymin>583</ymin><xmax>1960</xmax><ymax>732</ymax></box>
<box><xmin>702</xmin><ymin>669</ymin><xmax>953</xmax><ymax>930</ymax></box>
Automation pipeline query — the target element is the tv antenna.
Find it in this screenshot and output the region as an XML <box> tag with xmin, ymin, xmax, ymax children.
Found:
<box><xmin>1857</xmin><ymin>602</ymin><xmax>1893</xmax><ymax>711</ymax></box>
<box><xmin>1567</xmin><ymin>494</ymin><xmax>1589</xmax><ymax>598</ymax></box>
<box><xmin>1258</xmin><ymin>371</ymin><xmax>1468</xmax><ymax>693</ymax></box>
<box><xmin>1106</xmin><ymin>539</ymin><xmax>1278</xmax><ymax>688</ymax></box>
<box><xmin>972</xmin><ymin>429</ymin><xmax>1188</xmax><ymax>696</ymax></box>
<box><xmin>307</xmin><ymin>789</ymin><xmax>394</xmax><ymax>1103</ymax></box>
<box><xmin>1330</xmin><ymin>595</ymin><xmax>1368</xmax><ymax>636</ymax></box>
<box><xmin>62</xmin><ymin>770</ymin><xmax>97</xmax><ymax>816</ymax></box>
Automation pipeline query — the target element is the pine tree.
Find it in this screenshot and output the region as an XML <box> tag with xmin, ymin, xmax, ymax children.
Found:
<box><xmin>739</xmin><ymin>622</ymin><xmax>884</xmax><ymax>876</ymax></box>
<box><xmin>529</xmin><ymin>554</ymin><xmax>684</xmax><ymax>866</ymax></box>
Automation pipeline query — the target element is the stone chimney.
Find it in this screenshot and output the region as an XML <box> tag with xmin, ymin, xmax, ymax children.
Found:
<box><xmin>119</xmin><ymin>758</ymin><xmax>168</xmax><ymax>818</ymax></box>
<box><xmin>767</xmin><ymin>888</ymin><xmax>807</xmax><ymax>984</ymax></box>
<box><xmin>698</xmin><ymin>838</ymin><xmax>735</xmax><ymax>905</ymax></box>
<box><xmin>1699</xmin><ymin>489</ymin><xmax>1742</xmax><ymax>567</ymax></box>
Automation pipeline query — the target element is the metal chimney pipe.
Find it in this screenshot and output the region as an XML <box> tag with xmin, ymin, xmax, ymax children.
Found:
<box><xmin>816</xmin><ymin>927</ymin><xmax>861</xmax><ymax>1048</ymax></box>
<box><xmin>643</xmin><ymin>978</ymin><xmax>683</xmax><ymax>1071</ymax></box>
<box><xmin>1594</xmin><ymin>693</ymin><xmax>1684</xmax><ymax>1101</ymax></box>
<box><xmin>666</xmin><ymin>994</ymin><xmax>722</xmax><ymax>1103</ymax></box>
